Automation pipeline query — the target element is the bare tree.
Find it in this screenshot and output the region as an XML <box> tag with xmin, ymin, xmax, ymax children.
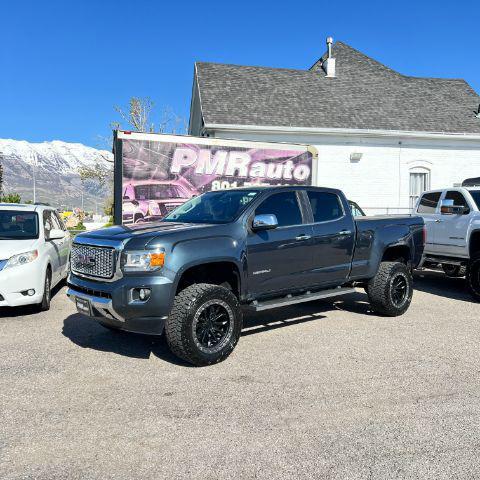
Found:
<box><xmin>113</xmin><ymin>97</ymin><xmax>186</xmax><ymax>135</ymax></box>
<box><xmin>95</xmin><ymin>97</ymin><xmax>186</xmax><ymax>157</ymax></box>
<box><xmin>78</xmin><ymin>161</ymin><xmax>111</xmax><ymax>188</ymax></box>
<box><xmin>114</xmin><ymin>97</ymin><xmax>155</xmax><ymax>133</ymax></box>
<box><xmin>84</xmin><ymin>97</ymin><xmax>186</xmax><ymax>216</ymax></box>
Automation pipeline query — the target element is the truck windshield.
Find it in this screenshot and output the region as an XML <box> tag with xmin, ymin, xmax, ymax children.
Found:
<box><xmin>468</xmin><ymin>190</ymin><xmax>480</xmax><ymax>209</ymax></box>
<box><xmin>0</xmin><ymin>210</ymin><xmax>39</xmax><ymax>240</ymax></box>
<box><xmin>164</xmin><ymin>190</ymin><xmax>259</xmax><ymax>224</ymax></box>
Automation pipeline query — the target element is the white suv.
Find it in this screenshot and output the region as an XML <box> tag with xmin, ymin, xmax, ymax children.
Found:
<box><xmin>415</xmin><ymin>187</ymin><xmax>480</xmax><ymax>300</ymax></box>
<box><xmin>0</xmin><ymin>203</ymin><xmax>71</xmax><ymax>310</ymax></box>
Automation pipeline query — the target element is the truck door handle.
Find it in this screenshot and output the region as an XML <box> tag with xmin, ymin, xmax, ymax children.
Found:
<box><xmin>435</xmin><ymin>219</ymin><xmax>443</xmax><ymax>223</ymax></box>
<box><xmin>295</xmin><ymin>234</ymin><xmax>312</xmax><ymax>241</ymax></box>
<box><xmin>338</xmin><ymin>230</ymin><xmax>352</xmax><ymax>235</ymax></box>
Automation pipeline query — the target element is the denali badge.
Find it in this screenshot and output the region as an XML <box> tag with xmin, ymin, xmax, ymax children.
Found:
<box><xmin>253</xmin><ymin>269</ymin><xmax>271</xmax><ymax>275</ymax></box>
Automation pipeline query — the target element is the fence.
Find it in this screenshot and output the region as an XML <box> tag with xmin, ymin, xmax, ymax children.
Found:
<box><xmin>362</xmin><ymin>207</ymin><xmax>413</xmax><ymax>216</ymax></box>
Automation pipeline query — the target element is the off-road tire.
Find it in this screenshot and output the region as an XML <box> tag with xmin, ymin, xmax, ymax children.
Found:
<box><xmin>37</xmin><ymin>268</ymin><xmax>52</xmax><ymax>312</ymax></box>
<box><xmin>466</xmin><ymin>256</ymin><xmax>480</xmax><ymax>302</ymax></box>
<box><xmin>442</xmin><ymin>264</ymin><xmax>466</xmax><ymax>278</ymax></box>
<box><xmin>165</xmin><ymin>283</ymin><xmax>243</xmax><ymax>366</ymax></box>
<box><xmin>367</xmin><ymin>261</ymin><xmax>413</xmax><ymax>316</ymax></box>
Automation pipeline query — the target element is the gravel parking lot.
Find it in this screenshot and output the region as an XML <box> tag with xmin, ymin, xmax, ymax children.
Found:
<box><xmin>1</xmin><ymin>270</ymin><xmax>480</xmax><ymax>479</ymax></box>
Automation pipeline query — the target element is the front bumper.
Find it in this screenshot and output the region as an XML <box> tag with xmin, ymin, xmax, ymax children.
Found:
<box><xmin>67</xmin><ymin>273</ymin><xmax>174</xmax><ymax>335</ymax></box>
<box><xmin>0</xmin><ymin>261</ymin><xmax>45</xmax><ymax>307</ymax></box>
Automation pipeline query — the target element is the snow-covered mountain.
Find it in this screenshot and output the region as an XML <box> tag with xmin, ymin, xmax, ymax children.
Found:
<box><xmin>0</xmin><ymin>139</ymin><xmax>113</xmax><ymax>210</ymax></box>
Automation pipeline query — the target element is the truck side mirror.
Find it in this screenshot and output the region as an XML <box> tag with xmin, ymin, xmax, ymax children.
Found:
<box><xmin>440</xmin><ymin>199</ymin><xmax>468</xmax><ymax>215</ymax></box>
<box><xmin>252</xmin><ymin>214</ymin><xmax>278</xmax><ymax>231</ymax></box>
<box><xmin>48</xmin><ymin>228</ymin><xmax>65</xmax><ymax>240</ymax></box>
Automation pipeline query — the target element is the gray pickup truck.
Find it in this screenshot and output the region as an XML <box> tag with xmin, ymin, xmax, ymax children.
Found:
<box><xmin>67</xmin><ymin>186</ymin><xmax>424</xmax><ymax>366</ymax></box>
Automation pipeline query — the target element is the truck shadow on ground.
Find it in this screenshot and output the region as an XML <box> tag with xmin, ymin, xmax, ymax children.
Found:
<box><xmin>61</xmin><ymin>272</ymin><xmax>474</xmax><ymax>365</ymax></box>
<box><xmin>241</xmin><ymin>303</ymin><xmax>328</xmax><ymax>336</ymax></box>
<box><xmin>62</xmin><ymin>314</ymin><xmax>191</xmax><ymax>366</ymax></box>
<box><xmin>413</xmin><ymin>269</ymin><xmax>472</xmax><ymax>303</ymax></box>
<box><xmin>241</xmin><ymin>292</ymin><xmax>375</xmax><ymax>332</ymax></box>
<box><xmin>318</xmin><ymin>291</ymin><xmax>374</xmax><ymax>316</ymax></box>
<box><xmin>63</xmin><ymin>299</ymin><xmax>359</xmax><ymax>365</ymax></box>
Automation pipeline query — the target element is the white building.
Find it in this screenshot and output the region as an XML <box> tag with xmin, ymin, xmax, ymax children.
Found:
<box><xmin>188</xmin><ymin>39</ymin><xmax>480</xmax><ymax>214</ymax></box>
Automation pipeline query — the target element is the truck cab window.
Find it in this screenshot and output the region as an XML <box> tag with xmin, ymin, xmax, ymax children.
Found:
<box><xmin>445</xmin><ymin>191</ymin><xmax>468</xmax><ymax>207</ymax></box>
<box><xmin>307</xmin><ymin>191</ymin><xmax>343</xmax><ymax>222</ymax></box>
<box><xmin>417</xmin><ymin>192</ymin><xmax>441</xmax><ymax>214</ymax></box>
<box><xmin>255</xmin><ymin>191</ymin><xmax>302</xmax><ymax>227</ymax></box>
<box><xmin>468</xmin><ymin>190</ymin><xmax>480</xmax><ymax>209</ymax></box>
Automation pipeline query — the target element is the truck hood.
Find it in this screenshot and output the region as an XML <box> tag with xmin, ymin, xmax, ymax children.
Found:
<box><xmin>0</xmin><ymin>239</ymin><xmax>38</xmax><ymax>260</ymax></box>
<box><xmin>74</xmin><ymin>221</ymin><xmax>220</xmax><ymax>246</ymax></box>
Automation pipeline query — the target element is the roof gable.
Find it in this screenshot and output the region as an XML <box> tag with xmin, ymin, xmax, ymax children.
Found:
<box><xmin>309</xmin><ymin>41</ymin><xmax>399</xmax><ymax>78</ymax></box>
<box><xmin>193</xmin><ymin>41</ymin><xmax>480</xmax><ymax>135</ymax></box>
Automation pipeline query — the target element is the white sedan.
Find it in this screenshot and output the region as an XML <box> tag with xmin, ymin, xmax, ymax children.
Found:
<box><xmin>0</xmin><ymin>203</ymin><xmax>71</xmax><ymax>311</ymax></box>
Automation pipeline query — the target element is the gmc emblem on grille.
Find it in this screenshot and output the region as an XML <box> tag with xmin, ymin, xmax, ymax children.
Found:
<box><xmin>76</xmin><ymin>254</ymin><xmax>96</xmax><ymax>267</ymax></box>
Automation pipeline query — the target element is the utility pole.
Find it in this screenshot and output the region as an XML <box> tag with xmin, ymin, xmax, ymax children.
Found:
<box><xmin>31</xmin><ymin>150</ymin><xmax>37</xmax><ymax>203</ymax></box>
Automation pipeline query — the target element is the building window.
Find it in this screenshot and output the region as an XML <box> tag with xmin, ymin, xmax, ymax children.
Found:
<box><xmin>409</xmin><ymin>169</ymin><xmax>430</xmax><ymax>210</ymax></box>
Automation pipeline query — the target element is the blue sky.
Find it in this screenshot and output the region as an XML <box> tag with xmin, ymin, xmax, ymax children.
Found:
<box><xmin>1</xmin><ymin>0</ymin><xmax>479</xmax><ymax>148</ymax></box>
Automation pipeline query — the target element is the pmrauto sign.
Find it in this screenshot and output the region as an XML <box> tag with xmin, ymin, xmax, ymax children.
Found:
<box><xmin>113</xmin><ymin>131</ymin><xmax>314</xmax><ymax>225</ymax></box>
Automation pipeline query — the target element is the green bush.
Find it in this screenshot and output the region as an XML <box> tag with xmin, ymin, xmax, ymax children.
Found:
<box><xmin>1</xmin><ymin>193</ymin><xmax>22</xmax><ymax>203</ymax></box>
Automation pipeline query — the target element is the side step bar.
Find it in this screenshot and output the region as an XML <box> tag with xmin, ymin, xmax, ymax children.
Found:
<box><xmin>247</xmin><ymin>287</ymin><xmax>356</xmax><ymax>312</ymax></box>
<box><xmin>422</xmin><ymin>256</ymin><xmax>467</xmax><ymax>266</ymax></box>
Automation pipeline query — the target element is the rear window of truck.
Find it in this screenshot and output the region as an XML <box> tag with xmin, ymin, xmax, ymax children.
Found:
<box><xmin>468</xmin><ymin>190</ymin><xmax>480</xmax><ymax>209</ymax></box>
<box><xmin>307</xmin><ymin>191</ymin><xmax>343</xmax><ymax>222</ymax></box>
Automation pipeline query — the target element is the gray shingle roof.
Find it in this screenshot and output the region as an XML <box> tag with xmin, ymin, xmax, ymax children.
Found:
<box><xmin>194</xmin><ymin>41</ymin><xmax>480</xmax><ymax>134</ymax></box>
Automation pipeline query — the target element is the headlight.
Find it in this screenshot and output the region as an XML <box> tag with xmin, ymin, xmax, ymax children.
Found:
<box><xmin>122</xmin><ymin>250</ymin><xmax>165</xmax><ymax>272</ymax></box>
<box><xmin>4</xmin><ymin>250</ymin><xmax>39</xmax><ymax>269</ymax></box>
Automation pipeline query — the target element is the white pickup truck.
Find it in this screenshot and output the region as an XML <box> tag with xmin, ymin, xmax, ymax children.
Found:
<box><xmin>415</xmin><ymin>187</ymin><xmax>480</xmax><ymax>300</ymax></box>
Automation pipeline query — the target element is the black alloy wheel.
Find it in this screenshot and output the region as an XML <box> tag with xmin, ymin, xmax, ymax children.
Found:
<box><xmin>390</xmin><ymin>274</ymin><xmax>408</xmax><ymax>308</ymax></box>
<box><xmin>165</xmin><ymin>283</ymin><xmax>243</xmax><ymax>366</ymax></box>
<box><xmin>367</xmin><ymin>261</ymin><xmax>413</xmax><ymax>316</ymax></box>
<box><xmin>193</xmin><ymin>300</ymin><xmax>233</xmax><ymax>353</ymax></box>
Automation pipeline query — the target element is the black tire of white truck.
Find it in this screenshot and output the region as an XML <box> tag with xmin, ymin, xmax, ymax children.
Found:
<box><xmin>442</xmin><ymin>264</ymin><xmax>466</xmax><ymax>278</ymax></box>
<box><xmin>466</xmin><ymin>256</ymin><xmax>480</xmax><ymax>302</ymax></box>
<box><xmin>165</xmin><ymin>283</ymin><xmax>243</xmax><ymax>366</ymax></box>
<box><xmin>367</xmin><ymin>261</ymin><xmax>413</xmax><ymax>316</ymax></box>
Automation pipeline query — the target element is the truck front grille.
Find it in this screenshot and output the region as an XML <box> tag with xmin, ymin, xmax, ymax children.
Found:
<box><xmin>67</xmin><ymin>282</ymin><xmax>112</xmax><ymax>299</ymax></box>
<box><xmin>71</xmin><ymin>243</ymin><xmax>116</xmax><ymax>279</ymax></box>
